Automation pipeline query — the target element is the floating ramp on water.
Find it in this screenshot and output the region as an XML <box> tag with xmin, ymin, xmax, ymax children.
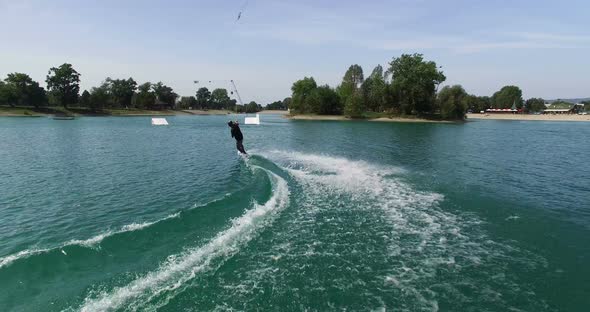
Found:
<box><xmin>244</xmin><ymin>114</ymin><xmax>260</xmax><ymax>125</ymax></box>
<box><xmin>151</xmin><ymin>118</ymin><xmax>169</xmax><ymax>126</ymax></box>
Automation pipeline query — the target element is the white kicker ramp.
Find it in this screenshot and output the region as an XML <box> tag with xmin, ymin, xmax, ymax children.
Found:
<box><xmin>151</xmin><ymin>118</ymin><xmax>169</xmax><ymax>126</ymax></box>
<box><xmin>244</xmin><ymin>114</ymin><xmax>260</xmax><ymax>125</ymax></box>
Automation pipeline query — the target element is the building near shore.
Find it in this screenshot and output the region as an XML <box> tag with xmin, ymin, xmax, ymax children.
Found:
<box><xmin>543</xmin><ymin>102</ymin><xmax>584</xmax><ymax>114</ymax></box>
<box><xmin>485</xmin><ymin>102</ymin><xmax>523</xmax><ymax>114</ymax></box>
<box><xmin>485</xmin><ymin>108</ymin><xmax>519</xmax><ymax>113</ymax></box>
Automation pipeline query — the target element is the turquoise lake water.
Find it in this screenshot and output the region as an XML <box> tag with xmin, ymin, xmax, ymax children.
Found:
<box><xmin>0</xmin><ymin>115</ymin><xmax>589</xmax><ymax>311</ymax></box>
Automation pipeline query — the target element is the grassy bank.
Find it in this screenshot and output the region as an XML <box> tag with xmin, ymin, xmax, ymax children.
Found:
<box><xmin>0</xmin><ymin>106</ymin><xmax>234</xmax><ymax>117</ymax></box>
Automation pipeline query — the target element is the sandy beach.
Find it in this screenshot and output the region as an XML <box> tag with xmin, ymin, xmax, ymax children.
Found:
<box><xmin>467</xmin><ymin>113</ymin><xmax>590</xmax><ymax>122</ymax></box>
<box><xmin>259</xmin><ymin>110</ymin><xmax>289</xmax><ymax>115</ymax></box>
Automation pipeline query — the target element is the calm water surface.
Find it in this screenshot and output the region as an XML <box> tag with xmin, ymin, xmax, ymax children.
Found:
<box><xmin>0</xmin><ymin>115</ymin><xmax>588</xmax><ymax>311</ymax></box>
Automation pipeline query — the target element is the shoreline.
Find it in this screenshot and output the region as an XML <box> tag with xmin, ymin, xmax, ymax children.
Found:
<box><xmin>258</xmin><ymin>110</ymin><xmax>289</xmax><ymax>115</ymax></box>
<box><xmin>285</xmin><ymin>114</ymin><xmax>456</xmax><ymax>123</ymax></box>
<box><xmin>0</xmin><ymin>107</ymin><xmax>234</xmax><ymax>117</ymax></box>
<box><xmin>0</xmin><ymin>107</ymin><xmax>291</xmax><ymax>117</ymax></box>
<box><xmin>467</xmin><ymin>113</ymin><xmax>590</xmax><ymax>122</ymax></box>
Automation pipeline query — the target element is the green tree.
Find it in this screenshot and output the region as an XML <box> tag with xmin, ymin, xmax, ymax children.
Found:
<box><xmin>437</xmin><ymin>85</ymin><xmax>468</xmax><ymax>120</ymax></box>
<box><xmin>344</xmin><ymin>91</ymin><xmax>364</xmax><ymax>118</ymax></box>
<box><xmin>178</xmin><ymin>96</ymin><xmax>198</xmax><ymax>109</ymax></box>
<box><xmin>210</xmin><ymin>88</ymin><xmax>231</xmax><ymax>109</ymax></box>
<box><xmin>106</xmin><ymin>77</ymin><xmax>137</xmax><ymax>108</ymax></box>
<box><xmin>338</xmin><ymin>64</ymin><xmax>364</xmax><ymax>105</ymax></box>
<box><xmin>290</xmin><ymin>77</ymin><xmax>317</xmax><ymax>113</ymax></box>
<box><xmin>46</xmin><ymin>63</ymin><xmax>80</xmax><ymax>108</ymax></box>
<box><xmin>383</xmin><ymin>83</ymin><xmax>400</xmax><ymax>112</ymax></box>
<box><xmin>229</xmin><ymin>99</ymin><xmax>237</xmax><ymax>110</ymax></box>
<box><xmin>79</xmin><ymin>90</ymin><xmax>91</xmax><ymax>107</ymax></box>
<box><xmin>131</xmin><ymin>82</ymin><xmax>156</xmax><ymax>109</ymax></box>
<box><xmin>196</xmin><ymin>87</ymin><xmax>211</xmax><ymax>109</ymax></box>
<box><xmin>244</xmin><ymin>101</ymin><xmax>262</xmax><ymax>113</ymax></box>
<box><xmin>152</xmin><ymin>82</ymin><xmax>178</xmax><ymax>107</ymax></box>
<box><xmin>525</xmin><ymin>98</ymin><xmax>546</xmax><ymax>112</ymax></box>
<box><xmin>307</xmin><ymin>85</ymin><xmax>342</xmax><ymax>115</ymax></box>
<box><xmin>283</xmin><ymin>97</ymin><xmax>292</xmax><ymax>110</ymax></box>
<box><xmin>89</xmin><ymin>82</ymin><xmax>111</xmax><ymax>111</ymax></box>
<box><xmin>265</xmin><ymin>100</ymin><xmax>288</xmax><ymax>110</ymax></box>
<box><xmin>582</xmin><ymin>100</ymin><xmax>590</xmax><ymax>111</ymax></box>
<box><xmin>466</xmin><ymin>95</ymin><xmax>491</xmax><ymax>112</ymax></box>
<box><xmin>387</xmin><ymin>54</ymin><xmax>445</xmax><ymax>115</ymax></box>
<box><xmin>0</xmin><ymin>81</ymin><xmax>17</xmax><ymax>106</ymax></box>
<box><xmin>361</xmin><ymin>65</ymin><xmax>387</xmax><ymax>112</ymax></box>
<box><xmin>491</xmin><ymin>85</ymin><xmax>523</xmax><ymax>109</ymax></box>
<box><xmin>265</xmin><ymin>100</ymin><xmax>282</xmax><ymax>110</ymax></box>
<box><xmin>3</xmin><ymin>73</ymin><xmax>47</xmax><ymax>108</ymax></box>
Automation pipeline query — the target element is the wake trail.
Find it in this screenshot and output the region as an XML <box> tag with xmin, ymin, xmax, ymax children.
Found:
<box><xmin>238</xmin><ymin>150</ymin><xmax>551</xmax><ymax>311</ymax></box>
<box><xmin>0</xmin><ymin>213</ymin><xmax>180</xmax><ymax>269</ymax></box>
<box><xmin>0</xmin><ymin>192</ymin><xmax>241</xmax><ymax>270</ymax></box>
<box><xmin>77</xmin><ymin>166</ymin><xmax>289</xmax><ymax>312</ymax></box>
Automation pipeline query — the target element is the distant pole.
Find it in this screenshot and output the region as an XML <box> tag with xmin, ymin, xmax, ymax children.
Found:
<box><xmin>230</xmin><ymin>80</ymin><xmax>243</xmax><ymax>106</ymax></box>
<box><xmin>230</xmin><ymin>80</ymin><xmax>244</xmax><ymax>114</ymax></box>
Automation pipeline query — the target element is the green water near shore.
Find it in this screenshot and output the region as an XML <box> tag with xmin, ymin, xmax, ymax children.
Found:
<box><xmin>0</xmin><ymin>115</ymin><xmax>588</xmax><ymax>311</ymax></box>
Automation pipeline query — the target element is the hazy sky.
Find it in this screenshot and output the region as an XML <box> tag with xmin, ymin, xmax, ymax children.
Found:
<box><xmin>1</xmin><ymin>0</ymin><xmax>589</xmax><ymax>103</ymax></box>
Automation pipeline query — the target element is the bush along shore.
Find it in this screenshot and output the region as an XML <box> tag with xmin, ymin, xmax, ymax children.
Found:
<box><xmin>285</xmin><ymin>53</ymin><xmax>590</xmax><ymax>121</ymax></box>
<box><xmin>2</xmin><ymin>56</ymin><xmax>587</xmax><ymax>119</ymax></box>
<box><xmin>0</xmin><ymin>63</ymin><xmax>280</xmax><ymax>116</ymax></box>
<box><xmin>0</xmin><ymin>106</ymin><xmax>235</xmax><ymax>117</ymax></box>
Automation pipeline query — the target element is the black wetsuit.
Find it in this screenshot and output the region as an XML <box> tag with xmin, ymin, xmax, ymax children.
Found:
<box><xmin>231</xmin><ymin>125</ymin><xmax>247</xmax><ymax>154</ymax></box>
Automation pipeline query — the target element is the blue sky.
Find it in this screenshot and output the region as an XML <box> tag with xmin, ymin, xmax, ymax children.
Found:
<box><xmin>1</xmin><ymin>0</ymin><xmax>589</xmax><ymax>103</ymax></box>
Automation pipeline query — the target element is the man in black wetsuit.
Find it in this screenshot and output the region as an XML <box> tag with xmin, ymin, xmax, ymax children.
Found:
<box><xmin>228</xmin><ymin>121</ymin><xmax>247</xmax><ymax>154</ymax></box>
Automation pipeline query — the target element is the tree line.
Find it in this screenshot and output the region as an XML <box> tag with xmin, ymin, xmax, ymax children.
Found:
<box><xmin>289</xmin><ymin>53</ymin><xmax>553</xmax><ymax>120</ymax></box>
<box><xmin>2</xmin><ymin>61</ymin><xmax>582</xmax><ymax>116</ymax></box>
<box><xmin>0</xmin><ymin>63</ymin><xmax>269</xmax><ymax>113</ymax></box>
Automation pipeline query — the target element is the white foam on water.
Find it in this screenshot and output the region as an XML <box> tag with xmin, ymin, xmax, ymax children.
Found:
<box><xmin>0</xmin><ymin>212</ymin><xmax>181</xmax><ymax>269</ymax></box>
<box><xmin>78</xmin><ymin>167</ymin><xmax>289</xmax><ymax>312</ymax></box>
<box><xmin>249</xmin><ymin>151</ymin><xmax>549</xmax><ymax>311</ymax></box>
<box><xmin>0</xmin><ymin>248</ymin><xmax>52</xmax><ymax>269</ymax></box>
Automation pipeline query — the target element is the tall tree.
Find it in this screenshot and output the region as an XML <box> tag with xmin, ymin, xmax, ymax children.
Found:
<box><xmin>4</xmin><ymin>73</ymin><xmax>46</xmax><ymax>108</ymax></box>
<box><xmin>525</xmin><ymin>98</ymin><xmax>546</xmax><ymax>112</ymax></box>
<box><xmin>89</xmin><ymin>82</ymin><xmax>111</xmax><ymax>111</ymax></box>
<box><xmin>152</xmin><ymin>82</ymin><xmax>178</xmax><ymax>107</ymax></box>
<box><xmin>46</xmin><ymin>63</ymin><xmax>80</xmax><ymax>108</ymax></box>
<box><xmin>79</xmin><ymin>90</ymin><xmax>91</xmax><ymax>107</ymax></box>
<box><xmin>491</xmin><ymin>85</ymin><xmax>523</xmax><ymax>109</ymax></box>
<box><xmin>283</xmin><ymin>97</ymin><xmax>292</xmax><ymax>110</ymax></box>
<box><xmin>290</xmin><ymin>77</ymin><xmax>317</xmax><ymax>113</ymax></box>
<box><xmin>383</xmin><ymin>83</ymin><xmax>399</xmax><ymax>112</ymax></box>
<box><xmin>132</xmin><ymin>82</ymin><xmax>156</xmax><ymax>109</ymax></box>
<box><xmin>245</xmin><ymin>101</ymin><xmax>262</xmax><ymax>113</ymax></box>
<box><xmin>196</xmin><ymin>87</ymin><xmax>211</xmax><ymax>109</ymax></box>
<box><xmin>437</xmin><ymin>85</ymin><xmax>468</xmax><ymax>120</ymax></box>
<box><xmin>178</xmin><ymin>96</ymin><xmax>198</xmax><ymax>109</ymax></box>
<box><xmin>344</xmin><ymin>92</ymin><xmax>364</xmax><ymax>118</ymax></box>
<box><xmin>387</xmin><ymin>54</ymin><xmax>445</xmax><ymax>114</ymax></box>
<box><xmin>361</xmin><ymin>65</ymin><xmax>387</xmax><ymax>112</ymax></box>
<box><xmin>106</xmin><ymin>77</ymin><xmax>137</xmax><ymax>108</ymax></box>
<box><xmin>464</xmin><ymin>95</ymin><xmax>491</xmax><ymax>112</ymax></box>
<box><xmin>307</xmin><ymin>85</ymin><xmax>342</xmax><ymax>115</ymax></box>
<box><xmin>210</xmin><ymin>88</ymin><xmax>231</xmax><ymax>109</ymax></box>
<box><xmin>0</xmin><ymin>81</ymin><xmax>17</xmax><ymax>106</ymax></box>
<box><xmin>338</xmin><ymin>64</ymin><xmax>364</xmax><ymax>105</ymax></box>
